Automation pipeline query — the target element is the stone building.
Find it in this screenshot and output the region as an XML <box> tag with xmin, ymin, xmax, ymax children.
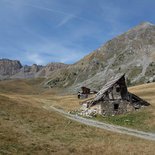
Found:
<box><xmin>82</xmin><ymin>74</ymin><xmax>150</xmax><ymax>116</ymax></box>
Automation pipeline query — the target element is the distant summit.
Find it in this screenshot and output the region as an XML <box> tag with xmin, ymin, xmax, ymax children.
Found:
<box><xmin>139</xmin><ymin>21</ymin><xmax>154</xmax><ymax>26</ymax></box>
<box><xmin>0</xmin><ymin>59</ymin><xmax>68</xmax><ymax>79</ymax></box>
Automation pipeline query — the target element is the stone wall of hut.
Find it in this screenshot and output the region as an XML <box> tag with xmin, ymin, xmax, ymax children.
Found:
<box><xmin>88</xmin><ymin>100</ymin><xmax>131</xmax><ymax>116</ymax></box>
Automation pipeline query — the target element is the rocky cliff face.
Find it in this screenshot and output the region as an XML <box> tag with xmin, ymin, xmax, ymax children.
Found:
<box><xmin>0</xmin><ymin>59</ymin><xmax>22</xmax><ymax>79</ymax></box>
<box><xmin>36</xmin><ymin>63</ymin><xmax>69</xmax><ymax>78</ymax></box>
<box><xmin>12</xmin><ymin>63</ymin><xmax>68</xmax><ymax>79</ymax></box>
<box><xmin>11</xmin><ymin>64</ymin><xmax>43</xmax><ymax>79</ymax></box>
<box><xmin>46</xmin><ymin>22</ymin><xmax>155</xmax><ymax>91</ymax></box>
<box><xmin>0</xmin><ymin>59</ymin><xmax>68</xmax><ymax>79</ymax></box>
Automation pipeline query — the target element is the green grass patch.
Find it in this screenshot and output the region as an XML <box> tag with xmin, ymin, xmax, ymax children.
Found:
<box><xmin>94</xmin><ymin>110</ymin><xmax>154</xmax><ymax>132</ymax></box>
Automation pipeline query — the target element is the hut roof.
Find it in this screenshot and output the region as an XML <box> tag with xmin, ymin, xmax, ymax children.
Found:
<box><xmin>92</xmin><ymin>73</ymin><xmax>125</xmax><ymax>103</ymax></box>
<box><xmin>88</xmin><ymin>73</ymin><xmax>150</xmax><ymax>108</ymax></box>
<box><xmin>128</xmin><ymin>92</ymin><xmax>150</xmax><ymax>106</ymax></box>
<box><xmin>81</xmin><ymin>86</ymin><xmax>90</xmax><ymax>90</ymax></box>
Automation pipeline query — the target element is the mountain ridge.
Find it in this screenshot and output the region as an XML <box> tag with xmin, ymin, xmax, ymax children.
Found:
<box><xmin>1</xmin><ymin>22</ymin><xmax>155</xmax><ymax>92</ymax></box>
<box><xmin>0</xmin><ymin>59</ymin><xmax>68</xmax><ymax>79</ymax></box>
<box><xmin>46</xmin><ymin>22</ymin><xmax>155</xmax><ymax>91</ymax></box>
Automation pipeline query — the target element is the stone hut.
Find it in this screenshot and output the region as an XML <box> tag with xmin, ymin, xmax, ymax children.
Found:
<box><xmin>78</xmin><ymin>87</ymin><xmax>91</xmax><ymax>99</ymax></box>
<box><xmin>82</xmin><ymin>74</ymin><xmax>150</xmax><ymax>116</ymax></box>
<box><xmin>81</xmin><ymin>87</ymin><xmax>90</xmax><ymax>94</ymax></box>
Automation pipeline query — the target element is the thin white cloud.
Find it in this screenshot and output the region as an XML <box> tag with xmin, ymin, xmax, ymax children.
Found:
<box><xmin>26</xmin><ymin>53</ymin><xmax>45</xmax><ymax>65</ymax></box>
<box><xmin>23</xmin><ymin>3</ymin><xmax>92</xmax><ymax>23</ymax></box>
<box><xmin>57</xmin><ymin>14</ymin><xmax>75</xmax><ymax>27</ymax></box>
<box><xmin>3</xmin><ymin>0</ymin><xmax>93</xmax><ymax>30</ymax></box>
<box><xmin>23</xmin><ymin>40</ymin><xmax>88</xmax><ymax>65</ymax></box>
<box><xmin>2</xmin><ymin>0</ymin><xmax>91</xmax><ymax>22</ymax></box>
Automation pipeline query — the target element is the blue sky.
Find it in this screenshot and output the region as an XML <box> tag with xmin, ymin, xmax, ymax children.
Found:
<box><xmin>0</xmin><ymin>0</ymin><xmax>155</xmax><ymax>65</ymax></box>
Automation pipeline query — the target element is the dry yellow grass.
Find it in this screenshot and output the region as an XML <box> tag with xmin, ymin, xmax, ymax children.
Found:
<box><xmin>128</xmin><ymin>83</ymin><xmax>155</xmax><ymax>131</ymax></box>
<box><xmin>0</xmin><ymin>78</ymin><xmax>45</xmax><ymax>95</ymax></box>
<box><xmin>129</xmin><ymin>82</ymin><xmax>155</xmax><ymax>107</ymax></box>
<box><xmin>0</xmin><ymin>79</ymin><xmax>155</xmax><ymax>154</ymax></box>
<box><xmin>37</xmin><ymin>94</ymin><xmax>81</xmax><ymax>111</ymax></box>
<box><xmin>0</xmin><ymin>94</ymin><xmax>155</xmax><ymax>155</ymax></box>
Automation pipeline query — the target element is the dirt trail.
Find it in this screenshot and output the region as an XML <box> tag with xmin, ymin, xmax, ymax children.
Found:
<box><xmin>2</xmin><ymin>93</ymin><xmax>155</xmax><ymax>141</ymax></box>
<box><xmin>43</xmin><ymin>105</ymin><xmax>155</xmax><ymax>141</ymax></box>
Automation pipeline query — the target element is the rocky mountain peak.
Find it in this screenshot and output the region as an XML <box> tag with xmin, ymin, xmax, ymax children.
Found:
<box><xmin>0</xmin><ymin>59</ymin><xmax>22</xmax><ymax>78</ymax></box>
<box><xmin>138</xmin><ymin>21</ymin><xmax>154</xmax><ymax>27</ymax></box>
<box><xmin>125</xmin><ymin>21</ymin><xmax>155</xmax><ymax>35</ymax></box>
<box><xmin>31</xmin><ymin>64</ymin><xmax>43</xmax><ymax>72</ymax></box>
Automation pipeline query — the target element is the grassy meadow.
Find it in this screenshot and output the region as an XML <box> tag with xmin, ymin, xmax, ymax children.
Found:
<box><xmin>0</xmin><ymin>79</ymin><xmax>155</xmax><ymax>154</ymax></box>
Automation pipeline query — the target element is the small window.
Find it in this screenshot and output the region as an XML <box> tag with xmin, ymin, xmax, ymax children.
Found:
<box><xmin>114</xmin><ymin>104</ymin><xmax>119</xmax><ymax>110</ymax></box>
<box><xmin>116</xmin><ymin>87</ymin><xmax>120</xmax><ymax>92</ymax></box>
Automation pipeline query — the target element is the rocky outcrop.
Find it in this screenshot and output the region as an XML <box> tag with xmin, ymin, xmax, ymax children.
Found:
<box><xmin>0</xmin><ymin>59</ymin><xmax>22</xmax><ymax>79</ymax></box>
<box><xmin>36</xmin><ymin>63</ymin><xmax>68</xmax><ymax>78</ymax></box>
<box><xmin>11</xmin><ymin>63</ymin><xmax>68</xmax><ymax>79</ymax></box>
<box><xmin>11</xmin><ymin>64</ymin><xmax>43</xmax><ymax>79</ymax></box>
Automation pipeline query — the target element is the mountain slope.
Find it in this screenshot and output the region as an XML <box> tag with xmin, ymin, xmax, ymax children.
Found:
<box><xmin>36</xmin><ymin>63</ymin><xmax>69</xmax><ymax>78</ymax></box>
<box><xmin>46</xmin><ymin>22</ymin><xmax>155</xmax><ymax>91</ymax></box>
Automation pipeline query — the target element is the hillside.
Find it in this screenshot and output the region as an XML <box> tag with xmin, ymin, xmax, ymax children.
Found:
<box><xmin>46</xmin><ymin>22</ymin><xmax>155</xmax><ymax>92</ymax></box>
